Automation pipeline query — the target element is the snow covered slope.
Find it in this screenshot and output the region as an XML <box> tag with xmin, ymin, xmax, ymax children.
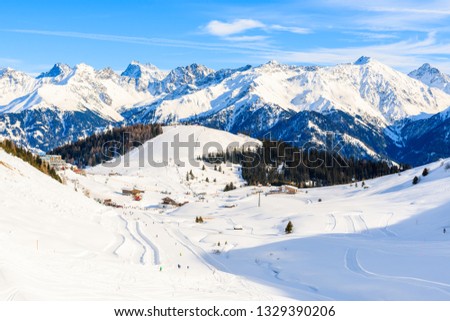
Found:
<box><xmin>0</xmin><ymin>144</ymin><xmax>277</xmax><ymax>300</ymax></box>
<box><xmin>2</xmin><ymin>123</ymin><xmax>450</xmax><ymax>300</ymax></box>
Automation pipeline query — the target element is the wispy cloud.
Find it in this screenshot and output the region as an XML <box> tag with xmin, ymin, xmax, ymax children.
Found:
<box><xmin>322</xmin><ymin>0</ymin><xmax>450</xmax><ymax>32</ymax></box>
<box><xmin>0</xmin><ymin>57</ymin><xmax>21</xmax><ymax>67</ymax></box>
<box><xmin>369</xmin><ymin>6</ymin><xmax>450</xmax><ymax>16</ymax></box>
<box><xmin>256</xmin><ymin>32</ymin><xmax>450</xmax><ymax>72</ymax></box>
<box><xmin>344</xmin><ymin>31</ymin><xmax>398</xmax><ymax>40</ymax></box>
<box><xmin>203</xmin><ymin>19</ymin><xmax>311</xmax><ymax>39</ymax></box>
<box><xmin>2</xmin><ymin>28</ymin><xmax>286</xmax><ymax>72</ymax></box>
<box><xmin>223</xmin><ymin>35</ymin><xmax>269</xmax><ymax>42</ymax></box>
<box><xmin>3</xmin><ymin>28</ymin><xmax>275</xmax><ymax>53</ymax></box>
<box><xmin>269</xmin><ymin>24</ymin><xmax>310</xmax><ymax>34</ymax></box>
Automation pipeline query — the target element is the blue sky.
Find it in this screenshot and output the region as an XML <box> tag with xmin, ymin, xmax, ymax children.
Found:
<box><xmin>1</xmin><ymin>0</ymin><xmax>450</xmax><ymax>74</ymax></box>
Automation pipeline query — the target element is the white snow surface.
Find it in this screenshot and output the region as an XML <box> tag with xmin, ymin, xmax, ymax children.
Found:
<box><xmin>1</xmin><ymin>125</ymin><xmax>450</xmax><ymax>300</ymax></box>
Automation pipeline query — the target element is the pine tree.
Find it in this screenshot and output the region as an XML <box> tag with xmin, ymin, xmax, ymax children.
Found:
<box><xmin>412</xmin><ymin>176</ymin><xmax>419</xmax><ymax>185</ymax></box>
<box><xmin>285</xmin><ymin>221</ymin><xmax>293</xmax><ymax>234</ymax></box>
<box><xmin>224</xmin><ymin>182</ymin><xmax>236</xmax><ymax>192</ymax></box>
<box><xmin>202</xmin><ymin>164</ymin><xmax>206</xmax><ymax>171</ymax></box>
<box><xmin>206</xmin><ymin>177</ymin><xmax>209</xmax><ymax>183</ymax></box>
<box><xmin>422</xmin><ymin>168</ymin><xmax>429</xmax><ymax>176</ymax></box>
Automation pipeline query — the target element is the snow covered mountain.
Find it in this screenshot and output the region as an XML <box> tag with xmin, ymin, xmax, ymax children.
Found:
<box><xmin>409</xmin><ymin>63</ymin><xmax>450</xmax><ymax>94</ymax></box>
<box><xmin>127</xmin><ymin>57</ymin><xmax>450</xmax><ymax>126</ymax></box>
<box><xmin>121</xmin><ymin>60</ymin><xmax>168</xmax><ymax>94</ymax></box>
<box><xmin>0</xmin><ymin>63</ymin><xmax>157</xmax><ymax>119</ymax></box>
<box><xmin>1</xmin><ymin>57</ymin><xmax>450</xmax><ymax>165</ymax></box>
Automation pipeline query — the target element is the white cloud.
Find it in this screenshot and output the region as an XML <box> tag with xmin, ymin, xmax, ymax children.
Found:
<box><xmin>205</xmin><ymin>19</ymin><xmax>265</xmax><ymax>36</ymax></box>
<box><xmin>270</xmin><ymin>24</ymin><xmax>311</xmax><ymax>34</ymax></box>
<box><xmin>204</xmin><ymin>19</ymin><xmax>311</xmax><ymax>38</ymax></box>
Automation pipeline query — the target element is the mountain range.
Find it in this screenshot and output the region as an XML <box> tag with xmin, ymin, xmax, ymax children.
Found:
<box><xmin>1</xmin><ymin>57</ymin><xmax>450</xmax><ymax>165</ymax></box>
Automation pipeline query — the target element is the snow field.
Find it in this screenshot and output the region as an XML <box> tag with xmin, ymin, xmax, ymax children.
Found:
<box><xmin>1</xmin><ymin>125</ymin><xmax>450</xmax><ymax>300</ymax></box>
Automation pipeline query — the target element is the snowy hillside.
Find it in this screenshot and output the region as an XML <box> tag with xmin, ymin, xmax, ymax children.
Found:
<box><xmin>2</xmin><ymin>125</ymin><xmax>450</xmax><ymax>300</ymax></box>
<box><xmin>0</xmin><ymin>138</ymin><xmax>275</xmax><ymax>300</ymax></box>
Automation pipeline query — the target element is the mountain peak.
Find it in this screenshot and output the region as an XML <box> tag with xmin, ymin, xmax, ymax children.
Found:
<box><xmin>409</xmin><ymin>63</ymin><xmax>450</xmax><ymax>94</ymax></box>
<box><xmin>171</xmin><ymin>63</ymin><xmax>214</xmax><ymax>78</ymax></box>
<box><xmin>419</xmin><ymin>63</ymin><xmax>432</xmax><ymax>70</ymax></box>
<box><xmin>0</xmin><ymin>67</ymin><xmax>14</xmax><ymax>76</ymax></box>
<box><xmin>74</xmin><ymin>63</ymin><xmax>94</xmax><ymax>72</ymax></box>
<box><xmin>121</xmin><ymin>61</ymin><xmax>160</xmax><ymax>79</ymax></box>
<box><xmin>410</xmin><ymin>63</ymin><xmax>441</xmax><ymax>77</ymax></box>
<box><xmin>36</xmin><ymin>63</ymin><xmax>72</xmax><ymax>79</ymax></box>
<box><xmin>354</xmin><ymin>56</ymin><xmax>372</xmax><ymax>65</ymax></box>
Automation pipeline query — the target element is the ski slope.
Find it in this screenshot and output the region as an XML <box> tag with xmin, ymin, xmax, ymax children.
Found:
<box><xmin>1</xmin><ymin>125</ymin><xmax>450</xmax><ymax>300</ymax></box>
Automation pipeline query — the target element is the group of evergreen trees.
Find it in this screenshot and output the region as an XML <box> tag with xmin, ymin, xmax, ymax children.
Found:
<box><xmin>49</xmin><ymin>124</ymin><xmax>163</xmax><ymax>167</ymax></box>
<box><xmin>413</xmin><ymin>167</ymin><xmax>429</xmax><ymax>185</ymax></box>
<box><xmin>204</xmin><ymin>140</ymin><xmax>410</xmax><ymax>188</ymax></box>
<box><xmin>0</xmin><ymin>139</ymin><xmax>61</xmax><ymax>183</ymax></box>
<box><xmin>224</xmin><ymin>182</ymin><xmax>236</xmax><ymax>192</ymax></box>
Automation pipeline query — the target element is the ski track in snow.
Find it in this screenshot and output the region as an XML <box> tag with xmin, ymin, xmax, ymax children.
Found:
<box><xmin>103</xmin><ymin>233</ymin><xmax>126</xmax><ymax>257</ymax></box>
<box><xmin>345</xmin><ymin>248</ymin><xmax>450</xmax><ymax>296</ymax></box>
<box><xmin>135</xmin><ymin>221</ymin><xmax>160</xmax><ymax>265</ymax></box>
<box><xmin>117</xmin><ymin>215</ymin><xmax>147</xmax><ymax>265</ymax></box>
<box><xmin>344</xmin><ymin>215</ymin><xmax>356</xmax><ymax>233</ymax></box>
<box><xmin>379</xmin><ymin>212</ymin><xmax>397</xmax><ymax>237</ymax></box>
<box><xmin>354</xmin><ymin>215</ymin><xmax>369</xmax><ymax>234</ymax></box>
<box><xmin>326</xmin><ymin>214</ymin><xmax>337</xmax><ymax>232</ymax></box>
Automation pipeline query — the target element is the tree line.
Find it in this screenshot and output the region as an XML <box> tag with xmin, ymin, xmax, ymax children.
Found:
<box><xmin>203</xmin><ymin>140</ymin><xmax>411</xmax><ymax>187</ymax></box>
<box><xmin>0</xmin><ymin>139</ymin><xmax>62</xmax><ymax>183</ymax></box>
<box><xmin>48</xmin><ymin>124</ymin><xmax>163</xmax><ymax>167</ymax></box>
